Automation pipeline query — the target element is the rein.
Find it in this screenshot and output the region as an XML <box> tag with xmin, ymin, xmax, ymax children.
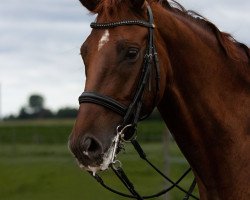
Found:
<box><xmin>78</xmin><ymin>3</ymin><xmax>199</xmax><ymax>200</ymax></box>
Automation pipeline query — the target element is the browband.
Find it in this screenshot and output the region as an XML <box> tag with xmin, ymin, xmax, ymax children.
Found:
<box><xmin>91</xmin><ymin>20</ymin><xmax>155</xmax><ymax>29</ymax></box>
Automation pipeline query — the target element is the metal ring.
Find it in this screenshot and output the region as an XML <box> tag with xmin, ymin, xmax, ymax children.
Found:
<box><xmin>116</xmin><ymin>124</ymin><xmax>133</xmax><ymax>134</ymax></box>
<box><xmin>120</xmin><ymin>125</ymin><xmax>137</xmax><ymax>143</ymax></box>
<box><xmin>112</xmin><ymin>160</ymin><xmax>122</xmax><ymax>170</ymax></box>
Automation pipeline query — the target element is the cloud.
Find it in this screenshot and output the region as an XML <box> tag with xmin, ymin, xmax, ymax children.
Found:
<box><xmin>0</xmin><ymin>0</ymin><xmax>249</xmax><ymax>117</ymax></box>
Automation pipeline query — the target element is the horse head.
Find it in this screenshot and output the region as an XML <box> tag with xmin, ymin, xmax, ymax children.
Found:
<box><xmin>68</xmin><ymin>1</ymin><xmax>250</xmax><ymax>199</ymax></box>
<box><xmin>69</xmin><ymin>0</ymin><xmax>167</xmax><ymax>173</ymax></box>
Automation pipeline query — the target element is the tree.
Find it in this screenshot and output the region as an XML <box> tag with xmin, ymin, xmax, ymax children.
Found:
<box><xmin>29</xmin><ymin>94</ymin><xmax>44</xmax><ymax>113</ymax></box>
<box><xmin>18</xmin><ymin>107</ymin><xmax>30</xmax><ymax>119</ymax></box>
<box><xmin>16</xmin><ymin>94</ymin><xmax>54</xmax><ymax>119</ymax></box>
<box><xmin>56</xmin><ymin>107</ymin><xmax>78</xmax><ymax>118</ymax></box>
<box><xmin>7</xmin><ymin>94</ymin><xmax>78</xmax><ymax>120</ymax></box>
<box><xmin>33</xmin><ymin>108</ymin><xmax>54</xmax><ymax>119</ymax></box>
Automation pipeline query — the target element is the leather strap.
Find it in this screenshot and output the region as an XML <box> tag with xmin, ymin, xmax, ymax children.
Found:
<box><xmin>79</xmin><ymin>92</ymin><xmax>127</xmax><ymax>116</ymax></box>
<box><xmin>91</xmin><ymin>20</ymin><xmax>155</xmax><ymax>29</ymax></box>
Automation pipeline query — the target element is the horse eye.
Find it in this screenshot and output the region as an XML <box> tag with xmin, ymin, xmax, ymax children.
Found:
<box><xmin>125</xmin><ymin>48</ymin><xmax>139</xmax><ymax>61</ymax></box>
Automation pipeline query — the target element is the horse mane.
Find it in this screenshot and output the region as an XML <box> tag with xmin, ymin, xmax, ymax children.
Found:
<box><xmin>159</xmin><ymin>0</ymin><xmax>250</xmax><ymax>62</ymax></box>
<box><xmin>93</xmin><ymin>0</ymin><xmax>250</xmax><ymax>62</ymax></box>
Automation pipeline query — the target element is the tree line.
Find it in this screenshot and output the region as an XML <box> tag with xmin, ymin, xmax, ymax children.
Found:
<box><xmin>5</xmin><ymin>94</ymin><xmax>78</xmax><ymax>120</ymax></box>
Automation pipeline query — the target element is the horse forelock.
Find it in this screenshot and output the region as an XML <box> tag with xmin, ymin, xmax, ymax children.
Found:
<box><xmin>92</xmin><ymin>0</ymin><xmax>145</xmax><ymax>21</ymax></box>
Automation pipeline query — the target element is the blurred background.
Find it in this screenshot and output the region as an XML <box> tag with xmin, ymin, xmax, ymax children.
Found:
<box><xmin>0</xmin><ymin>0</ymin><xmax>249</xmax><ymax>199</ymax></box>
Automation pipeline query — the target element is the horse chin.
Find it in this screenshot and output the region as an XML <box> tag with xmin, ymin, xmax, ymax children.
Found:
<box><xmin>79</xmin><ymin>136</ymin><xmax>118</xmax><ymax>176</ymax></box>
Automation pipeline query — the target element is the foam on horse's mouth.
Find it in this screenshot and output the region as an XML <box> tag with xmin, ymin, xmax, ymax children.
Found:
<box><xmin>80</xmin><ymin>136</ymin><xmax>117</xmax><ymax>176</ymax></box>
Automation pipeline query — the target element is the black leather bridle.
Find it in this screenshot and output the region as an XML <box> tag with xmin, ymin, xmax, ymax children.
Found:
<box><xmin>78</xmin><ymin>3</ymin><xmax>199</xmax><ymax>200</ymax></box>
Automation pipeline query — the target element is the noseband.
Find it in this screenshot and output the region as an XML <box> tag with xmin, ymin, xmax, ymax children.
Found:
<box><xmin>78</xmin><ymin>4</ymin><xmax>198</xmax><ymax>200</ymax></box>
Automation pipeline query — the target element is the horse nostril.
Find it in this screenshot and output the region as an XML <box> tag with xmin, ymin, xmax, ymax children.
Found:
<box><xmin>69</xmin><ymin>135</ymin><xmax>104</xmax><ymax>166</ymax></box>
<box><xmin>82</xmin><ymin>137</ymin><xmax>92</xmax><ymax>152</ymax></box>
<box><xmin>82</xmin><ymin>136</ymin><xmax>102</xmax><ymax>156</ymax></box>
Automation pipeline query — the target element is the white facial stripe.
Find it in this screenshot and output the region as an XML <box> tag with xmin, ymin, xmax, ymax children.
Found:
<box><xmin>98</xmin><ymin>30</ymin><xmax>109</xmax><ymax>51</ymax></box>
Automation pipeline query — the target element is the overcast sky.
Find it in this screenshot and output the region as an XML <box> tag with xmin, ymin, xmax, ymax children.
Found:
<box><xmin>0</xmin><ymin>0</ymin><xmax>249</xmax><ymax>117</ymax></box>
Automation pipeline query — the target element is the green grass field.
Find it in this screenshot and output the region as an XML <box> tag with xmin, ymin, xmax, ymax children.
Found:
<box><xmin>0</xmin><ymin>120</ymin><xmax>199</xmax><ymax>200</ymax></box>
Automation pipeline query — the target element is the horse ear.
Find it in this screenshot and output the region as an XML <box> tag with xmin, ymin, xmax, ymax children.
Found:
<box><xmin>131</xmin><ymin>0</ymin><xmax>145</xmax><ymax>9</ymax></box>
<box><xmin>79</xmin><ymin>0</ymin><xmax>100</xmax><ymax>12</ymax></box>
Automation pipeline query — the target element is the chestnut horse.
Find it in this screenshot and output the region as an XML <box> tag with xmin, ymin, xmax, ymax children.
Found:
<box><xmin>69</xmin><ymin>0</ymin><xmax>250</xmax><ymax>199</ymax></box>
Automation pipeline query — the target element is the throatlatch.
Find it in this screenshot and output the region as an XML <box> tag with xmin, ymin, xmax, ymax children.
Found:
<box><xmin>79</xmin><ymin>3</ymin><xmax>199</xmax><ymax>200</ymax></box>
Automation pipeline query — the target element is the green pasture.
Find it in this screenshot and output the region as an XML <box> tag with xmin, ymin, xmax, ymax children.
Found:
<box><xmin>0</xmin><ymin>120</ymin><xmax>199</xmax><ymax>200</ymax></box>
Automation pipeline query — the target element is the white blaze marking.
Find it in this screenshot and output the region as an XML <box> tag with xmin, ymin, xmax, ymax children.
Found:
<box><xmin>98</xmin><ymin>30</ymin><xmax>109</xmax><ymax>51</ymax></box>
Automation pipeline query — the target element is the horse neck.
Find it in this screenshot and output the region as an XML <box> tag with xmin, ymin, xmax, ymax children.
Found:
<box><xmin>154</xmin><ymin>5</ymin><xmax>250</xmax><ymax>200</ymax></box>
